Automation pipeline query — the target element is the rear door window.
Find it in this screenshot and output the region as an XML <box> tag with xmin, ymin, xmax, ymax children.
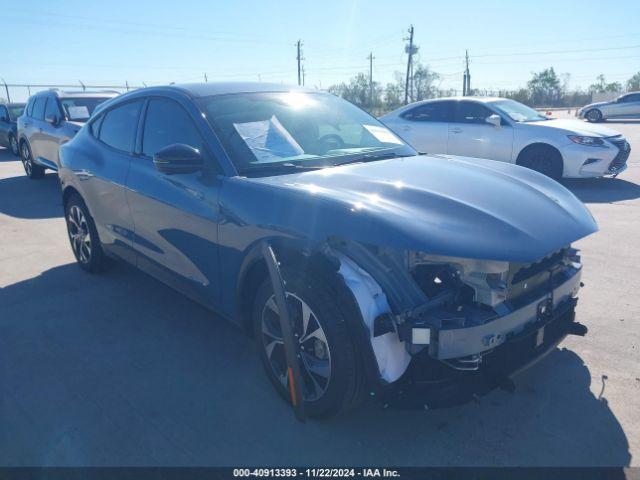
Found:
<box><xmin>32</xmin><ymin>97</ymin><xmax>47</xmax><ymax>121</ymax></box>
<box><xmin>402</xmin><ymin>101</ymin><xmax>454</xmax><ymax>122</ymax></box>
<box><xmin>98</xmin><ymin>101</ymin><xmax>143</xmax><ymax>152</ymax></box>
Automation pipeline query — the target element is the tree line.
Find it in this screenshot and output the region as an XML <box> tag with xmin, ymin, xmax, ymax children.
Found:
<box><xmin>327</xmin><ymin>65</ymin><xmax>640</xmax><ymax>114</ymax></box>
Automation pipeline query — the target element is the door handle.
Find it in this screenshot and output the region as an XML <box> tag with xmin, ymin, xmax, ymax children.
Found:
<box><xmin>450</xmin><ymin>127</ymin><xmax>462</xmax><ymax>133</ymax></box>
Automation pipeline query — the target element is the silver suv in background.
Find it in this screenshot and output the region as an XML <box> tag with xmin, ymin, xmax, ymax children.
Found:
<box><xmin>578</xmin><ymin>91</ymin><xmax>640</xmax><ymax>122</ymax></box>
<box><xmin>17</xmin><ymin>90</ymin><xmax>118</xmax><ymax>178</ymax></box>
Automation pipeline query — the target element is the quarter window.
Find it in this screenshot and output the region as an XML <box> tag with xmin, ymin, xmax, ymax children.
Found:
<box><xmin>402</xmin><ymin>101</ymin><xmax>453</xmax><ymax>122</ymax></box>
<box><xmin>31</xmin><ymin>97</ymin><xmax>47</xmax><ymax>121</ymax></box>
<box><xmin>142</xmin><ymin>98</ymin><xmax>204</xmax><ymax>157</ymax></box>
<box><xmin>98</xmin><ymin>101</ymin><xmax>142</xmax><ymax>152</ymax></box>
<box><xmin>454</xmin><ymin>102</ymin><xmax>494</xmax><ymax>124</ymax></box>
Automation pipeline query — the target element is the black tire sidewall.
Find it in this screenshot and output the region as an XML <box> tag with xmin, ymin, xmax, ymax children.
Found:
<box><xmin>9</xmin><ymin>134</ymin><xmax>19</xmax><ymax>156</ymax></box>
<box><xmin>252</xmin><ymin>267</ymin><xmax>361</xmax><ymax>418</ymax></box>
<box><xmin>586</xmin><ymin>109</ymin><xmax>602</xmax><ymax>122</ymax></box>
<box><xmin>64</xmin><ymin>194</ymin><xmax>105</xmax><ymax>272</ymax></box>
<box><xmin>520</xmin><ymin>146</ymin><xmax>563</xmax><ymax>181</ymax></box>
<box><xmin>20</xmin><ymin>141</ymin><xmax>44</xmax><ymax>179</ymax></box>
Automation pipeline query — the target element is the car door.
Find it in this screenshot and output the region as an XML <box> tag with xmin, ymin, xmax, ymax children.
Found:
<box><xmin>41</xmin><ymin>95</ymin><xmax>65</xmax><ymax>167</ymax></box>
<box><xmin>126</xmin><ymin>95</ymin><xmax>223</xmax><ymax>309</ymax></box>
<box><xmin>386</xmin><ymin>101</ymin><xmax>453</xmax><ymax>153</ymax></box>
<box><xmin>617</xmin><ymin>93</ymin><xmax>640</xmax><ymax>117</ymax></box>
<box><xmin>82</xmin><ymin>100</ymin><xmax>142</xmax><ymax>264</ymax></box>
<box><xmin>447</xmin><ymin>100</ymin><xmax>514</xmax><ymax>162</ymax></box>
<box><xmin>0</xmin><ymin>105</ymin><xmax>9</xmax><ymax>146</ymax></box>
<box><xmin>27</xmin><ymin>96</ymin><xmax>48</xmax><ymax>159</ymax></box>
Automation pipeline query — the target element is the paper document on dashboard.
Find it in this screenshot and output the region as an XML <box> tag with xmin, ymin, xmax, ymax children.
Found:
<box><xmin>234</xmin><ymin>115</ymin><xmax>304</xmax><ymax>163</ymax></box>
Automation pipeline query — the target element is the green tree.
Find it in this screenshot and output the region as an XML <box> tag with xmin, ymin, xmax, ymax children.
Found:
<box><xmin>383</xmin><ymin>82</ymin><xmax>403</xmax><ymax>111</ymax></box>
<box><xmin>589</xmin><ymin>74</ymin><xmax>622</xmax><ymax>93</ymax></box>
<box><xmin>411</xmin><ymin>64</ymin><xmax>439</xmax><ymax>102</ymax></box>
<box><xmin>627</xmin><ymin>72</ymin><xmax>640</xmax><ymax>91</ymax></box>
<box><xmin>328</xmin><ymin>73</ymin><xmax>382</xmax><ymax>111</ymax></box>
<box><xmin>527</xmin><ymin>67</ymin><xmax>565</xmax><ymax>106</ymax></box>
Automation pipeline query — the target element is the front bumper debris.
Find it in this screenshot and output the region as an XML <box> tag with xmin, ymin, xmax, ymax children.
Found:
<box><xmin>379</xmin><ymin>297</ymin><xmax>584</xmax><ymax>409</ymax></box>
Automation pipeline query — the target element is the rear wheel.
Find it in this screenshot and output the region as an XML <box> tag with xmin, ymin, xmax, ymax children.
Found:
<box><xmin>20</xmin><ymin>141</ymin><xmax>45</xmax><ymax>179</ymax></box>
<box><xmin>252</xmin><ymin>266</ymin><xmax>366</xmax><ymax>418</ymax></box>
<box><xmin>517</xmin><ymin>145</ymin><xmax>563</xmax><ymax>181</ymax></box>
<box><xmin>64</xmin><ymin>193</ymin><xmax>107</xmax><ymax>272</ymax></box>
<box><xmin>585</xmin><ymin>109</ymin><xmax>603</xmax><ymax>123</ymax></box>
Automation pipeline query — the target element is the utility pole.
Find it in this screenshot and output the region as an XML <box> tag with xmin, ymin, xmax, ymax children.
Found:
<box><xmin>404</xmin><ymin>25</ymin><xmax>416</xmax><ymax>104</ymax></box>
<box><xmin>463</xmin><ymin>50</ymin><xmax>471</xmax><ymax>96</ymax></box>
<box><xmin>204</xmin><ymin>73</ymin><xmax>208</xmax><ymax>83</ymax></box>
<box><xmin>368</xmin><ymin>52</ymin><xmax>375</xmax><ymax>108</ymax></box>
<box><xmin>296</xmin><ymin>40</ymin><xmax>304</xmax><ymax>86</ymax></box>
<box><xmin>302</xmin><ymin>65</ymin><xmax>306</xmax><ymax>86</ymax></box>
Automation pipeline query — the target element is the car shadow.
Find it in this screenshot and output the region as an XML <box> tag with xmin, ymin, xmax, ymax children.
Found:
<box><xmin>562</xmin><ymin>177</ymin><xmax>640</xmax><ymax>204</ymax></box>
<box><xmin>0</xmin><ymin>147</ymin><xmax>18</xmax><ymax>162</ymax></box>
<box><xmin>0</xmin><ymin>172</ymin><xmax>63</xmax><ymax>219</ymax></box>
<box><xmin>0</xmin><ymin>262</ymin><xmax>631</xmax><ymax>466</ymax></box>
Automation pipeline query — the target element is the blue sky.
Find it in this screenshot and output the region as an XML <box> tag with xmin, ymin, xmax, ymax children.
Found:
<box><xmin>2</xmin><ymin>0</ymin><xmax>639</xmax><ymax>101</ymax></box>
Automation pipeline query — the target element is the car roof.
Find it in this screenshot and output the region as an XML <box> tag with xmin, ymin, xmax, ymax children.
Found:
<box><xmin>141</xmin><ymin>82</ymin><xmax>312</xmax><ymax>98</ymax></box>
<box><xmin>415</xmin><ymin>96</ymin><xmax>504</xmax><ymax>103</ymax></box>
<box><xmin>31</xmin><ymin>89</ymin><xmax>120</xmax><ymax>99</ymax></box>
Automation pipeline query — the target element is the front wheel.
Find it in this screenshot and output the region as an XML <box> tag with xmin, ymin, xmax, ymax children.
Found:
<box><xmin>20</xmin><ymin>141</ymin><xmax>45</xmax><ymax>179</ymax></box>
<box><xmin>585</xmin><ymin>109</ymin><xmax>603</xmax><ymax>123</ymax></box>
<box><xmin>252</xmin><ymin>266</ymin><xmax>366</xmax><ymax>418</ymax></box>
<box><xmin>64</xmin><ymin>193</ymin><xmax>107</xmax><ymax>272</ymax></box>
<box><xmin>9</xmin><ymin>134</ymin><xmax>19</xmax><ymax>156</ymax></box>
<box><xmin>517</xmin><ymin>146</ymin><xmax>563</xmax><ymax>181</ymax></box>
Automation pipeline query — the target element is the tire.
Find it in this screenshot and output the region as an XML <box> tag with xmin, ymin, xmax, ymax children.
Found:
<box><xmin>64</xmin><ymin>193</ymin><xmax>107</xmax><ymax>273</ymax></box>
<box><xmin>517</xmin><ymin>145</ymin><xmax>563</xmax><ymax>181</ymax></box>
<box><xmin>585</xmin><ymin>109</ymin><xmax>603</xmax><ymax>123</ymax></box>
<box><xmin>9</xmin><ymin>134</ymin><xmax>19</xmax><ymax>156</ymax></box>
<box><xmin>19</xmin><ymin>141</ymin><xmax>45</xmax><ymax>179</ymax></box>
<box><xmin>252</xmin><ymin>266</ymin><xmax>366</xmax><ymax>418</ymax></box>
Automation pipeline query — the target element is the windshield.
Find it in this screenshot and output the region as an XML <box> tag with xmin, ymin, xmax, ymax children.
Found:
<box><xmin>489</xmin><ymin>99</ymin><xmax>548</xmax><ymax>122</ymax></box>
<box><xmin>60</xmin><ymin>97</ymin><xmax>111</xmax><ymax>122</ymax></box>
<box><xmin>8</xmin><ymin>105</ymin><xmax>25</xmax><ymax>120</ymax></box>
<box><xmin>197</xmin><ymin>91</ymin><xmax>416</xmax><ymax>175</ymax></box>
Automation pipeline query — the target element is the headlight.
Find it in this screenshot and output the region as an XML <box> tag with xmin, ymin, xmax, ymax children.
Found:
<box><xmin>568</xmin><ymin>135</ymin><xmax>605</xmax><ymax>147</ymax></box>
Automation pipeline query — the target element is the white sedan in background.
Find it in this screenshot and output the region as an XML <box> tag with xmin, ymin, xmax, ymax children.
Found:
<box><xmin>381</xmin><ymin>97</ymin><xmax>630</xmax><ymax>179</ymax></box>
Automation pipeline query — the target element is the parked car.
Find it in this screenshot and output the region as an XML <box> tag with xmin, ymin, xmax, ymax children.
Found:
<box><xmin>17</xmin><ymin>89</ymin><xmax>118</xmax><ymax>178</ymax></box>
<box><xmin>381</xmin><ymin>97</ymin><xmax>630</xmax><ymax>180</ymax></box>
<box><xmin>0</xmin><ymin>102</ymin><xmax>26</xmax><ymax>156</ymax></box>
<box><xmin>59</xmin><ymin>83</ymin><xmax>597</xmax><ymax>417</ymax></box>
<box><xmin>577</xmin><ymin>91</ymin><xmax>640</xmax><ymax>122</ymax></box>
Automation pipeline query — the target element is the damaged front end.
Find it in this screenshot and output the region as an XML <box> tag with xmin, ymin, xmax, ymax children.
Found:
<box><xmin>328</xmin><ymin>238</ymin><xmax>587</xmax><ymax>408</ymax></box>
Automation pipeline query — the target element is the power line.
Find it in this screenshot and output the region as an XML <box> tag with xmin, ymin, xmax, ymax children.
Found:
<box><xmin>404</xmin><ymin>25</ymin><xmax>416</xmax><ymax>104</ymax></box>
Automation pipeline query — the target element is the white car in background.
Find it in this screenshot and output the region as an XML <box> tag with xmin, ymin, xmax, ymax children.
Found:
<box><xmin>577</xmin><ymin>91</ymin><xmax>640</xmax><ymax>122</ymax></box>
<box><xmin>381</xmin><ymin>97</ymin><xmax>630</xmax><ymax>180</ymax></box>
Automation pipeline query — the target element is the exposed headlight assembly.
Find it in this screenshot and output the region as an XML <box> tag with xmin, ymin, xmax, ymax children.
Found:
<box><xmin>407</xmin><ymin>252</ymin><xmax>510</xmax><ymax>307</ymax></box>
<box><xmin>568</xmin><ymin>135</ymin><xmax>606</xmax><ymax>147</ymax></box>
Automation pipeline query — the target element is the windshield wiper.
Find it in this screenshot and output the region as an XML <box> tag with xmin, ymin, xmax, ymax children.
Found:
<box><xmin>334</xmin><ymin>152</ymin><xmax>406</xmax><ymax>166</ymax></box>
<box><xmin>239</xmin><ymin>162</ymin><xmax>323</xmax><ymax>176</ymax></box>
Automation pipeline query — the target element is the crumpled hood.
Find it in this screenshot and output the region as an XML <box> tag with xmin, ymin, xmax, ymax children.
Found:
<box><xmin>526</xmin><ymin>118</ymin><xmax>621</xmax><ymax>137</ymax></box>
<box><xmin>236</xmin><ymin>155</ymin><xmax>597</xmax><ymax>263</ymax></box>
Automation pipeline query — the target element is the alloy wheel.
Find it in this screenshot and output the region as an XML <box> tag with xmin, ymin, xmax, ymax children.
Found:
<box><xmin>261</xmin><ymin>293</ymin><xmax>332</xmax><ymax>401</ymax></box>
<box><xmin>21</xmin><ymin>144</ymin><xmax>32</xmax><ymax>176</ymax></box>
<box><xmin>10</xmin><ymin>136</ymin><xmax>19</xmax><ymax>156</ymax></box>
<box><xmin>67</xmin><ymin>205</ymin><xmax>92</xmax><ymax>264</ymax></box>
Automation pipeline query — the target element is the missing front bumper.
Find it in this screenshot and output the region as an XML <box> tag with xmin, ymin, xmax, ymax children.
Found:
<box><xmin>379</xmin><ymin>298</ymin><xmax>582</xmax><ymax>409</ymax></box>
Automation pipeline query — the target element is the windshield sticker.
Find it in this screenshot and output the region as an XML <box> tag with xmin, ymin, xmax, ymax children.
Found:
<box><xmin>363</xmin><ymin>124</ymin><xmax>404</xmax><ymax>145</ymax></box>
<box><xmin>67</xmin><ymin>106</ymin><xmax>90</xmax><ymax>120</ymax></box>
<box><xmin>234</xmin><ymin>115</ymin><xmax>304</xmax><ymax>163</ymax></box>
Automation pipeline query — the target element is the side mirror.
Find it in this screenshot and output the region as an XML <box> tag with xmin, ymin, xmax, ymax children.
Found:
<box><xmin>45</xmin><ymin>113</ymin><xmax>59</xmax><ymax>126</ymax></box>
<box><xmin>486</xmin><ymin>114</ymin><xmax>502</xmax><ymax>127</ymax></box>
<box><xmin>153</xmin><ymin>143</ymin><xmax>204</xmax><ymax>174</ymax></box>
